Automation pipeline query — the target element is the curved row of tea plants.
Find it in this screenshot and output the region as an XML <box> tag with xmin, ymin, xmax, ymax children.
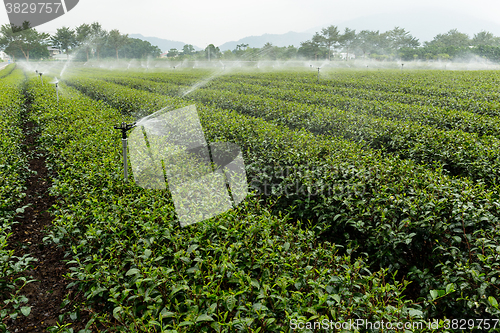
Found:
<box><xmin>25</xmin><ymin>75</ymin><xmax>426</xmax><ymax>332</ymax></box>
<box><xmin>66</xmin><ymin>67</ymin><xmax>500</xmax><ymax>117</ymax></box>
<box><xmin>186</xmin><ymin>71</ymin><xmax>500</xmax><ymax>117</ymax></box>
<box><xmin>97</xmin><ymin>74</ymin><xmax>500</xmax><ymax>138</ymax></box>
<box><xmin>205</xmin><ymin>80</ymin><xmax>500</xmax><ymax>135</ymax></box>
<box><xmin>70</xmin><ymin>75</ymin><xmax>500</xmax><ymax>187</ymax></box>
<box><xmin>0</xmin><ymin>68</ymin><xmax>36</xmax><ymax>331</ymax></box>
<box><xmin>63</xmin><ymin>72</ymin><xmax>500</xmax><ymax>320</ymax></box>
<box><xmin>106</xmin><ymin>68</ymin><xmax>500</xmax><ymax>117</ymax></box>
<box><xmin>68</xmin><ymin>67</ymin><xmax>213</xmax><ymax>87</ymax></box>
<box><xmin>216</xmin><ymin>69</ymin><xmax>500</xmax><ymax>100</ymax></box>
<box><xmin>186</xmin><ymin>88</ymin><xmax>500</xmax><ymax>187</ymax></box>
<box><xmin>318</xmin><ymin>70</ymin><xmax>500</xmax><ymax>100</ymax></box>
<box><xmin>0</xmin><ymin>64</ymin><xmax>16</xmax><ymax>79</ymax></box>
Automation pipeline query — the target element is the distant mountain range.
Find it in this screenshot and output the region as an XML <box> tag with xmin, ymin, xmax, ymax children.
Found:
<box><xmin>129</xmin><ymin>32</ymin><xmax>312</xmax><ymax>53</ymax></box>
<box><xmin>132</xmin><ymin>8</ymin><xmax>500</xmax><ymax>53</ymax></box>
<box><xmin>128</xmin><ymin>34</ymin><xmax>202</xmax><ymax>53</ymax></box>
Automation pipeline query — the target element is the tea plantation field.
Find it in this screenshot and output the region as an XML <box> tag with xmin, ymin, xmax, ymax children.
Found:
<box><xmin>1</xmin><ymin>63</ymin><xmax>500</xmax><ymax>332</ymax></box>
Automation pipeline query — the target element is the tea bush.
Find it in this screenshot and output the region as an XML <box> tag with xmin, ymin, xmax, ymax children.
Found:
<box><xmin>61</xmin><ymin>72</ymin><xmax>500</xmax><ymax>321</ymax></box>
<box><xmin>25</xmin><ymin>77</ymin><xmax>424</xmax><ymax>332</ymax></box>
<box><xmin>71</xmin><ymin>75</ymin><xmax>500</xmax><ymax>187</ymax></box>
<box><xmin>0</xmin><ymin>68</ymin><xmax>36</xmax><ymax>332</ymax></box>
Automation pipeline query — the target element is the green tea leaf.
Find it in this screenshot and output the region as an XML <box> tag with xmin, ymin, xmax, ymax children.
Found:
<box><xmin>196</xmin><ymin>314</ymin><xmax>214</xmax><ymax>322</ymax></box>
<box><xmin>488</xmin><ymin>296</ymin><xmax>498</xmax><ymax>308</ymax></box>
<box><xmin>20</xmin><ymin>306</ymin><xmax>31</xmax><ymax>316</ymax></box>
<box><xmin>126</xmin><ymin>268</ymin><xmax>140</xmax><ymax>276</ymax></box>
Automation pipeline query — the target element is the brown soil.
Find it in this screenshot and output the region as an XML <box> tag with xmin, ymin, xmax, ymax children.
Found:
<box><xmin>4</xmin><ymin>119</ymin><xmax>90</xmax><ymax>332</ymax></box>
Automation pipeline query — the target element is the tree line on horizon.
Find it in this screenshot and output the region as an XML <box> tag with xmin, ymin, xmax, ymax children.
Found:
<box><xmin>1</xmin><ymin>22</ymin><xmax>500</xmax><ymax>62</ymax></box>
<box><xmin>0</xmin><ymin>22</ymin><xmax>161</xmax><ymax>61</ymax></box>
<box><xmin>168</xmin><ymin>26</ymin><xmax>500</xmax><ymax>63</ymax></box>
<box><xmin>295</xmin><ymin>26</ymin><xmax>500</xmax><ymax>62</ymax></box>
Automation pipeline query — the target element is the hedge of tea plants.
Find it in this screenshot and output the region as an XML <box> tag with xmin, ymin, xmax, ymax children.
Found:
<box><xmin>0</xmin><ymin>64</ymin><xmax>16</xmax><ymax>79</ymax></box>
<box><xmin>0</xmin><ymin>67</ymin><xmax>36</xmax><ymax>331</ymax></box>
<box><xmin>198</xmin><ymin>80</ymin><xmax>500</xmax><ymax>137</ymax></box>
<box><xmin>214</xmin><ymin>71</ymin><xmax>500</xmax><ymax>115</ymax></box>
<box><xmin>23</xmin><ymin>75</ymin><xmax>431</xmax><ymax>332</ymax></box>
<box><xmin>68</xmin><ymin>74</ymin><xmax>500</xmax><ymax>188</ymax></box>
<box><xmin>88</xmin><ymin>68</ymin><xmax>500</xmax><ymax>116</ymax></box>
<box><xmin>58</xmin><ymin>71</ymin><xmax>500</xmax><ymax>323</ymax></box>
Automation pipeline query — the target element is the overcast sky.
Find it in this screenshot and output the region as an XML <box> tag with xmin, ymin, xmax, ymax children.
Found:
<box><xmin>1</xmin><ymin>0</ymin><xmax>500</xmax><ymax>48</ymax></box>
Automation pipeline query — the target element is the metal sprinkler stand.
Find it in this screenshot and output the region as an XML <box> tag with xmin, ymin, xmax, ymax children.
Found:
<box><xmin>55</xmin><ymin>82</ymin><xmax>59</xmax><ymax>103</ymax></box>
<box><xmin>113</xmin><ymin>122</ymin><xmax>136</xmax><ymax>182</ymax></box>
<box><xmin>317</xmin><ymin>67</ymin><xmax>321</xmax><ymax>83</ymax></box>
<box><xmin>39</xmin><ymin>72</ymin><xmax>43</xmax><ymax>85</ymax></box>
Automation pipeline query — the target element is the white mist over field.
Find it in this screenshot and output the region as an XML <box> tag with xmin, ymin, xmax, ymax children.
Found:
<box><xmin>16</xmin><ymin>57</ymin><xmax>500</xmax><ymax>77</ymax></box>
<box><xmin>12</xmin><ymin>57</ymin><xmax>500</xmax><ymax>109</ymax></box>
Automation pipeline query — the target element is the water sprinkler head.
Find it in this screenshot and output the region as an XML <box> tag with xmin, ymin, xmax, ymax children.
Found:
<box><xmin>113</xmin><ymin>122</ymin><xmax>136</xmax><ymax>139</ymax></box>
<box><xmin>55</xmin><ymin>82</ymin><xmax>58</xmax><ymax>88</ymax></box>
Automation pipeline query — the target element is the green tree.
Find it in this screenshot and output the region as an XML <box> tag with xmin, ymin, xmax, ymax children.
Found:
<box><xmin>233</xmin><ymin>44</ymin><xmax>253</xmax><ymax>59</ymax></box>
<box><xmin>437</xmin><ymin>53</ymin><xmax>451</xmax><ymax>60</ymax></box>
<box><xmin>420</xmin><ymin>29</ymin><xmax>472</xmax><ymax>59</ymax></box>
<box><xmin>426</xmin><ymin>29</ymin><xmax>471</xmax><ymax>48</ymax></box>
<box><xmin>472</xmin><ymin>31</ymin><xmax>500</xmax><ymax>46</ymax></box>
<box><xmin>236</xmin><ymin>43</ymin><xmax>248</xmax><ymax>51</ymax></box>
<box><xmin>75</xmin><ymin>23</ymin><xmax>92</xmax><ymax>61</ymax></box>
<box><xmin>90</xmin><ymin>22</ymin><xmax>107</xmax><ymax>60</ymax></box>
<box><xmin>298</xmin><ymin>37</ymin><xmax>322</xmax><ymax>60</ymax></box>
<box><xmin>221</xmin><ymin>49</ymin><xmax>236</xmax><ymax>60</ymax></box>
<box><xmin>387</xmin><ymin>27</ymin><xmax>419</xmax><ymax>51</ymax></box>
<box><xmin>377</xmin><ymin>31</ymin><xmax>393</xmax><ymax>53</ymax></box>
<box><xmin>51</xmin><ymin>26</ymin><xmax>76</xmax><ymax>60</ymax></box>
<box><xmin>338</xmin><ymin>28</ymin><xmax>357</xmax><ymax>60</ymax></box>
<box><xmin>318</xmin><ymin>25</ymin><xmax>340</xmax><ymax>60</ymax></box>
<box><xmin>474</xmin><ymin>44</ymin><xmax>500</xmax><ymax>62</ymax></box>
<box><xmin>107</xmin><ymin>29</ymin><xmax>129</xmax><ymax>59</ymax></box>
<box><xmin>167</xmin><ymin>48</ymin><xmax>179</xmax><ymax>57</ymax></box>
<box><xmin>0</xmin><ymin>22</ymin><xmax>49</xmax><ymax>61</ymax></box>
<box><xmin>283</xmin><ymin>45</ymin><xmax>298</xmax><ymax>59</ymax></box>
<box><xmin>298</xmin><ymin>32</ymin><xmax>327</xmax><ymax>60</ymax></box>
<box><xmin>119</xmin><ymin>38</ymin><xmax>161</xmax><ymax>58</ymax></box>
<box><xmin>260</xmin><ymin>42</ymin><xmax>276</xmax><ymax>60</ymax></box>
<box><xmin>182</xmin><ymin>44</ymin><xmax>195</xmax><ymax>56</ymax></box>
<box><xmin>357</xmin><ymin>30</ymin><xmax>380</xmax><ymax>58</ymax></box>
<box><xmin>205</xmin><ymin>44</ymin><xmax>220</xmax><ymax>60</ymax></box>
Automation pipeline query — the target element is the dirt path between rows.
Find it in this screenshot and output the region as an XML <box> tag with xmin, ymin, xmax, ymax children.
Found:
<box><xmin>5</xmin><ymin>112</ymin><xmax>89</xmax><ymax>332</ymax></box>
